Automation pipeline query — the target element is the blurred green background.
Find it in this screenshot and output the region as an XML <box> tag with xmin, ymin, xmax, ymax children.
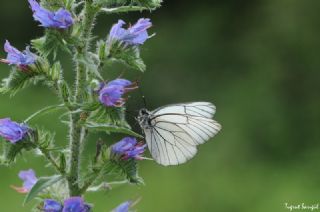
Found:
<box><xmin>1</xmin><ymin>0</ymin><xmax>320</xmax><ymax>211</ymax></box>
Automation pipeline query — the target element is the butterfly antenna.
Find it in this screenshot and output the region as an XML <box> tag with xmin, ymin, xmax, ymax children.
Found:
<box><xmin>135</xmin><ymin>78</ymin><xmax>148</xmax><ymax>108</ymax></box>
<box><xmin>142</xmin><ymin>95</ymin><xmax>147</xmax><ymax>108</ymax></box>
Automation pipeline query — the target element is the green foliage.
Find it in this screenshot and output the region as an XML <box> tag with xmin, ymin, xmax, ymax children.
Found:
<box><xmin>24</xmin><ymin>175</ymin><xmax>64</xmax><ymax>205</ymax></box>
<box><xmin>25</xmin><ymin>104</ymin><xmax>65</xmax><ymax>123</ymax></box>
<box><xmin>34</xmin><ymin>128</ymin><xmax>56</xmax><ymax>151</ymax></box>
<box><xmin>132</xmin><ymin>0</ymin><xmax>162</xmax><ymax>9</ymax></box>
<box><xmin>77</xmin><ymin>52</ymin><xmax>104</xmax><ymax>81</ymax></box>
<box><xmin>97</xmin><ymin>0</ymin><xmax>162</xmax><ymax>10</ymax></box>
<box><xmin>86</xmin><ymin>105</ymin><xmax>127</xmax><ymax>127</ymax></box>
<box><xmin>41</xmin><ymin>0</ymin><xmax>66</xmax><ymax>10</ymax></box>
<box><xmin>57</xmin><ymin>80</ymin><xmax>71</xmax><ymax>105</ymax></box>
<box><xmin>31</xmin><ymin>29</ymin><xmax>72</xmax><ymax>59</ymax></box>
<box><xmin>108</xmin><ymin>158</ymin><xmax>143</xmax><ymax>184</ymax></box>
<box><xmin>59</xmin><ymin>152</ymin><xmax>67</xmax><ymax>172</ymax></box>
<box><xmin>83</xmin><ymin>104</ymin><xmax>143</xmax><ymax>137</ymax></box>
<box><xmin>105</xmin><ymin>40</ymin><xmax>146</xmax><ymax>72</ymax></box>
<box><xmin>5</xmin><ymin>136</ymin><xmax>35</xmax><ymax>164</ymax></box>
<box><xmin>0</xmin><ymin>0</ymin><xmax>161</xmax><ymax>208</ymax></box>
<box><xmin>0</xmin><ymin>58</ymin><xmax>62</xmax><ymax>96</ymax></box>
<box><xmin>86</xmin><ymin>122</ymin><xmax>143</xmax><ymax>138</ymax></box>
<box><xmin>0</xmin><ymin>68</ymin><xmax>45</xmax><ymax>96</ymax></box>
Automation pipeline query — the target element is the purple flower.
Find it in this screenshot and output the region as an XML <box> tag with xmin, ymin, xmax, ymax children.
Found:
<box><xmin>44</xmin><ymin>199</ymin><xmax>63</xmax><ymax>212</ymax></box>
<box><xmin>28</xmin><ymin>0</ymin><xmax>73</xmax><ymax>29</ymax></box>
<box><xmin>0</xmin><ymin>118</ymin><xmax>29</xmax><ymax>143</ymax></box>
<box><xmin>99</xmin><ymin>86</ymin><xmax>125</xmax><ymax>107</ymax></box>
<box><xmin>1</xmin><ymin>40</ymin><xmax>36</xmax><ymax>68</ymax></box>
<box><xmin>111</xmin><ymin>137</ymin><xmax>146</xmax><ymax>160</ymax></box>
<box><xmin>108</xmin><ymin>18</ymin><xmax>152</xmax><ymax>45</ymax></box>
<box><xmin>98</xmin><ymin>79</ymin><xmax>137</xmax><ymax>107</ymax></box>
<box><xmin>63</xmin><ymin>197</ymin><xmax>90</xmax><ymax>212</ymax></box>
<box><xmin>12</xmin><ymin>169</ymin><xmax>38</xmax><ymax>193</ymax></box>
<box><xmin>113</xmin><ymin>201</ymin><xmax>132</xmax><ymax>212</ymax></box>
<box><xmin>107</xmin><ymin>79</ymin><xmax>133</xmax><ymax>87</ymax></box>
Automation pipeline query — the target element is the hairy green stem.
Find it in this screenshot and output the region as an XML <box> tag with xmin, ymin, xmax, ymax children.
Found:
<box><xmin>40</xmin><ymin>148</ymin><xmax>65</xmax><ymax>175</ymax></box>
<box><xmin>68</xmin><ymin>0</ymin><xmax>99</xmax><ymax>196</ymax></box>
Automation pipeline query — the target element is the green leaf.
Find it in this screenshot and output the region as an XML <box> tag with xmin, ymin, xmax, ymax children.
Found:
<box><xmin>24</xmin><ymin>104</ymin><xmax>65</xmax><ymax>123</ymax></box>
<box><xmin>59</xmin><ymin>152</ymin><xmax>66</xmax><ymax>172</ymax></box>
<box><xmin>132</xmin><ymin>0</ymin><xmax>162</xmax><ymax>8</ymax></box>
<box><xmin>24</xmin><ymin>175</ymin><xmax>63</xmax><ymax>205</ymax></box>
<box><xmin>57</xmin><ymin>80</ymin><xmax>71</xmax><ymax>104</ymax></box>
<box><xmin>32</xmin><ymin>30</ymin><xmax>71</xmax><ymax>59</ymax></box>
<box><xmin>108</xmin><ymin>158</ymin><xmax>144</xmax><ymax>184</ymax></box>
<box><xmin>49</xmin><ymin>62</ymin><xmax>62</xmax><ymax>81</ymax></box>
<box><xmin>87</xmin><ymin>106</ymin><xmax>127</xmax><ymax>126</ymax></box>
<box><xmin>106</xmin><ymin>41</ymin><xmax>146</xmax><ymax>72</ymax></box>
<box><xmin>85</xmin><ymin>122</ymin><xmax>143</xmax><ymax>138</ymax></box>
<box><xmin>35</xmin><ymin>128</ymin><xmax>56</xmax><ymax>150</ymax></box>
<box><xmin>77</xmin><ymin>53</ymin><xmax>104</xmax><ymax>80</ymax></box>
<box><xmin>0</xmin><ymin>69</ymin><xmax>45</xmax><ymax>96</ymax></box>
<box><xmin>5</xmin><ymin>137</ymin><xmax>36</xmax><ymax>163</ymax></box>
<box><xmin>98</xmin><ymin>0</ymin><xmax>162</xmax><ymax>11</ymax></box>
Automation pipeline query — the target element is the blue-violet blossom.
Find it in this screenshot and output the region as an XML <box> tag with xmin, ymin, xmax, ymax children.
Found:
<box><xmin>43</xmin><ymin>199</ymin><xmax>63</xmax><ymax>212</ymax></box>
<box><xmin>63</xmin><ymin>197</ymin><xmax>90</xmax><ymax>212</ymax></box>
<box><xmin>98</xmin><ymin>79</ymin><xmax>137</xmax><ymax>107</ymax></box>
<box><xmin>12</xmin><ymin>169</ymin><xmax>38</xmax><ymax>193</ymax></box>
<box><xmin>28</xmin><ymin>0</ymin><xmax>74</xmax><ymax>29</ymax></box>
<box><xmin>112</xmin><ymin>201</ymin><xmax>132</xmax><ymax>212</ymax></box>
<box><xmin>108</xmin><ymin>18</ymin><xmax>152</xmax><ymax>45</ymax></box>
<box><xmin>111</xmin><ymin>137</ymin><xmax>146</xmax><ymax>160</ymax></box>
<box><xmin>1</xmin><ymin>40</ymin><xmax>36</xmax><ymax>68</ymax></box>
<box><xmin>0</xmin><ymin>118</ymin><xmax>29</xmax><ymax>143</ymax></box>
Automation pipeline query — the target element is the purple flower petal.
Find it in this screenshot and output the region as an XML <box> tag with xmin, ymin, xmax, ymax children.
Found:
<box><xmin>107</xmin><ymin>79</ymin><xmax>133</xmax><ymax>87</ymax></box>
<box><xmin>0</xmin><ymin>118</ymin><xmax>29</xmax><ymax>143</ymax></box>
<box><xmin>12</xmin><ymin>169</ymin><xmax>38</xmax><ymax>193</ymax></box>
<box><xmin>28</xmin><ymin>0</ymin><xmax>73</xmax><ymax>29</ymax></box>
<box><xmin>111</xmin><ymin>137</ymin><xmax>146</xmax><ymax>160</ymax></box>
<box><xmin>19</xmin><ymin>169</ymin><xmax>37</xmax><ymax>191</ymax></box>
<box><xmin>44</xmin><ymin>199</ymin><xmax>63</xmax><ymax>212</ymax></box>
<box><xmin>108</xmin><ymin>18</ymin><xmax>152</xmax><ymax>45</ymax></box>
<box><xmin>2</xmin><ymin>40</ymin><xmax>36</xmax><ymax>66</ymax></box>
<box><xmin>63</xmin><ymin>197</ymin><xmax>90</xmax><ymax>212</ymax></box>
<box><xmin>98</xmin><ymin>79</ymin><xmax>136</xmax><ymax>107</ymax></box>
<box><xmin>99</xmin><ymin>86</ymin><xmax>125</xmax><ymax>107</ymax></box>
<box><xmin>113</xmin><ymin>201</ymin><xmax>132</xmax><ymax>212</ymax></box>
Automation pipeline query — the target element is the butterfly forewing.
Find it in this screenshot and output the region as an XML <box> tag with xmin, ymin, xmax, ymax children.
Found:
<box><xmin>140</xmin><ymin>102</ymin><xmax>221</xmax><ymax>166</ymax></box>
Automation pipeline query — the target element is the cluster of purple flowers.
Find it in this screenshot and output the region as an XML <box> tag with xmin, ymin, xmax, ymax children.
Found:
<box><xmin>98</xmin><ymin>79</ymin><xmax>138</xmax><ymax>107</ymax></box>
<box><xmin>1</xmin><ymin>0</ymin><xmax>74</xmax><ymax>68</ymax></box>
<box><xmin>111</xmin><ymin>137</ymin><xmax>146</xmax><ymax>160</ymax></box>
<box><xmin>108</xmin><ymin>18</ymin><xmax>152</xmax><ymax>46</ymax></box>
<box><xmin>11</xmin><ymin>169</ymin><xmax>90</xmax><ymax>211</ymax></box>
<box><xmin>0</xmin><ymin>118</ymin><xmax>29</xmax><ymax>143</ymax></box>
<box><xmin>43</xmin><ymin>197</ymin><xmax>91</xmax><ymax>212</ymax></box>
<box><xmin>0</xmin><ymin>1</ymin><xmax>153</xmax><ymax>211</ymax></box>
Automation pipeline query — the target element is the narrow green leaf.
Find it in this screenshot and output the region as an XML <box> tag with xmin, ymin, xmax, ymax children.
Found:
<box><xmin>24</xmin><ymin>104</ymin><xmax>65</xmax><ymax>123</ymax></box>
<box><xmin>24</xmin><ymin>175</ymin><xmax>63</xmax><ymax>205</ymax></box>
<box><xmin>85</xmin><ymin>122</ymin><xmax>143</xmax><ymax>138</ymax></box>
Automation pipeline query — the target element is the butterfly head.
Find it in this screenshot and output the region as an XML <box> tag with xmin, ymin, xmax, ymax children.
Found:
<box><xmin>137</xmin><ymin>108</ymin><xmax>152</xmax><ymax>128</ymax></box>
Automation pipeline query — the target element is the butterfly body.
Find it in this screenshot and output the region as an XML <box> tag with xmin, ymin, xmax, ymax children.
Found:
<box><xmin>138</xmin><ymin>102</ymin><xmax>221</xmax><ymax>166</ymax></box>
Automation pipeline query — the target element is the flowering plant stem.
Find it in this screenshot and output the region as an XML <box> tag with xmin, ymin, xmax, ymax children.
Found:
<box><xmin>1</xmin><ymin>0</ymin><xmax>161</xmax><ymax>209</ymax></box>
<box><xmin>68</xmin><ymin>0</ymin><xmax>98</xmax><ymax>196</ymax></box>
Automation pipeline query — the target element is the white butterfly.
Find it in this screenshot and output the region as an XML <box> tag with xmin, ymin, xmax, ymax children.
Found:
<box><xmin>137</xmin><ymin>102</ymin><xmax>221</xmax><ymax>166</ymax></box>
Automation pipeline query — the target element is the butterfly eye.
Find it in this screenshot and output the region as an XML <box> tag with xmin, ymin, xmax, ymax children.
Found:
<box><xmin>140</xmin><ymin>109</ymin><xmax>148</xmax><ymax>115</ymax></box>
